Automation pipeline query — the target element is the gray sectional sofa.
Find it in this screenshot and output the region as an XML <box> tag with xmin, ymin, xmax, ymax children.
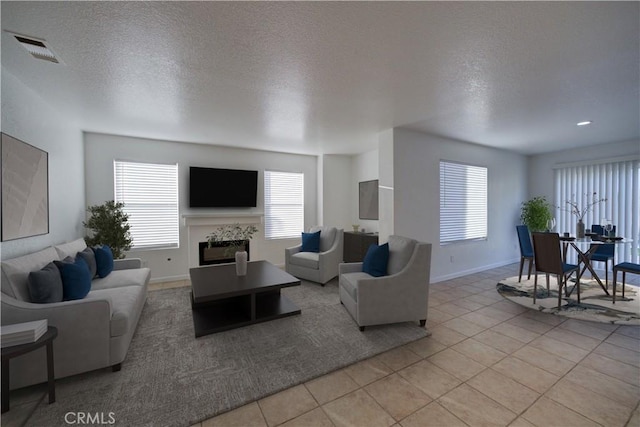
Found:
<box><xmin>1</xmin><ymin>238</ymin><xmax>150</xmax><ymax>389</ymax></box>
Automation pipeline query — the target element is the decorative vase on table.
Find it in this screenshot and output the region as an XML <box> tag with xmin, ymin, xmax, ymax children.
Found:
<box><xmin>235</xmin><ymin>250</ymin><xmax>248</xmax><ymax>276</ymax></box>
<box><xmin>576</xmin><ymin>219</ymin><xmax>585</xmax><ymax>238</ymax></box>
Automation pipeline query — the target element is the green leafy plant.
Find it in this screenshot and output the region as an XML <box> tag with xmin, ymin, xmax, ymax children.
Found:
<box><xmin>207</xmin><ymin>223</ymin><xmax>258</xmax><ymax>256</ymax></box>
<box><xmin>83</xmin><ymin>201</ymin><xmax>133</xmax><ymax>259</ymax></box>
<box><xmin>520</xmin><ymin>196</ymin><xmax>553</xmax><ymax>232</ymax></box>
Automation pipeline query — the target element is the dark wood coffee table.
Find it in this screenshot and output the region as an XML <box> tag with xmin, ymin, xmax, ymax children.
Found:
<box><xmin>190</xmin><ymin>260</ymin><xmax>301</xmax><ymax>337</ymax></box>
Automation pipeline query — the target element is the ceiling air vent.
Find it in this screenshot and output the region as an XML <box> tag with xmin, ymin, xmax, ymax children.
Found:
<box><xmin>10</xmin><ymin>33</ymin><xmax>60</xmax><ymax>63</ymax></box>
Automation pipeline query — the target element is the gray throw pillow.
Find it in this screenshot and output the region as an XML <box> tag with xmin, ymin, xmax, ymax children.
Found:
<box><xmin>77</xmin><ymin>247</ymin><xmax>97</xmax><ymax>278</ymax></box>
<box><xmin>28</xmin><ymin>262</ymin><xmax>64</xmax><ymax>303</ymax></box>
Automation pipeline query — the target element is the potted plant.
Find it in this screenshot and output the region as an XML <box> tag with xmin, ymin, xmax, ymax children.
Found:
<box><xmin>206</xmin><ymin>223</ymin><xmax>258</xmax><ymax>276</ymax></box>
<box><xmin>83</xmin><ymin>201</ymin><xmax>133</xmax><ymax>259</ymax></box>
<box><xmin>520</xmin><ymin>196</ymin><xmax>553</xmax><ymax>232</ymax></box>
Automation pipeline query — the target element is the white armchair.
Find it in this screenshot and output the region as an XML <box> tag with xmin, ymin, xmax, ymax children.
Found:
<box><xmin>285</xmin><ymin>226</ymin><xmax>344</xmax><ymax>285</ymax></box>
<box><xmin>339</xmin><ymin>235</ymin><xmax>432</xmax><ymax>331</ymax></box>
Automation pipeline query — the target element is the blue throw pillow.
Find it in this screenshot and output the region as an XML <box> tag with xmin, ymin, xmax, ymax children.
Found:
<box><xmin>301</xmin><ymin>231</ymin><xmax>321</xmax><ymax>253</ymax></box>
<box><xmin>363</xmin><ymin>243</ymin><xmax>389</xmax><ymax>277</ymax></box>
<box><xmin>28</xmin><ymin>262</ymin><xmax>64</xmax><ymax>303</ymax></box>
<box><xmin>94</xmin><ymin>245</ymin><xmax>114</xmax><ymax>278</ymax></box>
<box><xmin>54</xmin><ymin>257</ymin><xmax>92</xmax><ymax>301</ymax></box>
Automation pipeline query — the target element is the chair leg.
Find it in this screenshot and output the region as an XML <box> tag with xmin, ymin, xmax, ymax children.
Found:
<box><xmin>557</xmin><ymin>275</ymin><xmax>563</xmax><ymax>309</ymax></box>
<box><xmin>605</xmin><ymin>260</ymin><xmax>609</xmax><ymax>289</ymax></box>
<box><xmin>613</xmin><ymin>269</ymin><xmax>617</xmax><ymax>304</ymax></box>
<box><xmin>518</xmin><ymin>257</ymin><xmax>525</xmax><ymax>282</ymax></box>
<box><xmin>533</xmin><ymin>273</ymin><xmax>538</xmax><ymax>304</ymax></box>
<box><xmin>575</xmin><ymin>271</ymin><xmax>580</xmax><ymax>303</ymax></box>
<box><xmin>546</xmin><ymin>273</ymin><xmax>550</xmax><ymax>293</ymax></box>
<box><xmin>527</xmin><ymin>259</ymin><xmax>533</xmax><ymax>280</ymax></box>
<box><xmin>622</xmin><ymin>272</ymin><xmax>626</xmax><ymax>299</ymax></box>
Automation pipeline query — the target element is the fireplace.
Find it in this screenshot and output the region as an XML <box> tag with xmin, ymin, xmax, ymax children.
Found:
<box><xmin>198</xmin><ymin>240</ymin><xmax>250</xmax><ymax>266</ymax></box>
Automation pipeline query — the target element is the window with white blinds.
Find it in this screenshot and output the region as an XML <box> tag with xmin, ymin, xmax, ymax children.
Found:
<box><xmin>440</xmin><ymin>161</ymin><xmax>488</xmax><ymax>244</ymax></box>
<box><xmin>264</xmin><ymin>171</ymin><xmax>304</xmax><ymax>240</ymax></box>
<box><xmin>555</xmin><ymin>159</ymin><xmax>640</xmax><ymax>263</ymax></box>
<box><xmin>114</xmin><ymin>160</ymin><xmax>179</xmax><ymax>250</ymax></box>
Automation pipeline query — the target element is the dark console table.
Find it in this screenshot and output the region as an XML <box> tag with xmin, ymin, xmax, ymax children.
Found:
<box><xmin>2</xmin><ymin>326</ymin><xmax>57</xmax><ymax>413</ymax></box>
<box><xmin>344</xmin><ymin>232</ymin><xmax>379</xmax><ymax>262</ymax></box>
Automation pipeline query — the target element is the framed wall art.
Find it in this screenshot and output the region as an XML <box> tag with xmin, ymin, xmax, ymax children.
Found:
<box><xmin>1</xmin><ymin>132</ymin><xmax>49</xmax><ymax>241</ymax></box>
<box><xmin>359</xmin><ymin>179</ymin><xmax>379</xmax><ymax>220</ymax></box>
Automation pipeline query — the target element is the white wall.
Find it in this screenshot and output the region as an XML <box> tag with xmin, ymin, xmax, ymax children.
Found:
<box><xmin>528</xmin><ymin>139</ymin><xmax>640</xmax><ymax>202</ymax></box>
<box><xmin>392</xmin><ymin>128</ymin><xmax>527</xmax><ymax>282</ymax></box>
<box><xmin>1</xmin><ymin>69</ymin><xmax>85</xmax><ymax>260</ymax></box>
<box><xmin>378</xmin><ymin>129</ymin><xmax>395</xmax><ymax>242</ymax></box>
<box><xmin>84</xmin><ymin>133</ymin><xmax>317</xmax><ymax>282</ymax></box>
<box><xmin>321</xmin><ymin>154</ymin><xmax>351</xmax><ymax>230</ymax></box>
<box><xmin>350</xmin><ymin>149</ymin><xmax>379</xmax><ymax>233</ymax></box>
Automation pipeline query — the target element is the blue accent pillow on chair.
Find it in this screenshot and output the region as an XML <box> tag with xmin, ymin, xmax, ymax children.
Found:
<box><xmin>94</xmin><ymin>245</ymin><xmax>115</xmax><ymax>278</ymax></box>
<box><xmin>363</xmin><ymin>243</ymin><xmax>389</xmax><ymax>277</ymax></box>
<box><xmin>301</xmin><ymin>231</ymin><xmax>321</xmax><ymax>253</ymax></box>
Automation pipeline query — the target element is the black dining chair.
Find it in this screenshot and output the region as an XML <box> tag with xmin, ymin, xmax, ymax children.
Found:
<box><xmin>589</xmin><ymin>243</ymin><xmax>615</xmax><ymax>288</ymax></box>
<box><xmin>531</xmin><ymin>232</ymin><xmax>581</xmax><ymax>309</ymax></box>
<box><xmin>516</xmin><ymin>225</ymin><xmax>534</xmax><ymax>282</ymax></box>
<box><xmin>591</xmin><ymin>224</ymin><xmax>616</xmax><ymax>237</ymax></box>
<box><xmin>612</xmin><ymin>262</ymin><xmax>640</xmax><ymax>304</ymax></box>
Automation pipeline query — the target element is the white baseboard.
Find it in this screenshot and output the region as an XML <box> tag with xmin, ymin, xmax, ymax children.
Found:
<box><xmin>431</xmin><ymin>258</ymin><xmax>520</xmax><ymax>284</ymax></box>
<box><xmin>149</xmin><ymin>274</ymin><xmax>190</xmax><ymax>284</ymax></box>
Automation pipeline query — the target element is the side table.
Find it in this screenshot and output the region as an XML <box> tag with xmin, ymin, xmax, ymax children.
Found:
<box><xmin>1</xmin><ymin>326</ymin><xmax>58</xmax><ymax>413</ymax></box>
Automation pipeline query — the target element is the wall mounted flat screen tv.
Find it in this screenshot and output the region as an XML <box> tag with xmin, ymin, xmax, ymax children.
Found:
<box><xmin>189</xmin><ymin>167</ymin><xmax>258</xmax><ymax>208</ymax></box>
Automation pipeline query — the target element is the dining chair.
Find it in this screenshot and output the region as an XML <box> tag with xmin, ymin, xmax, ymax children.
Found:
<box><xmin>591</xmin><ymin>224</ymin><xmax>616</xmax><ymax>236</ymax></box>
<box><xmin>612</xmin><ymin>262</ymin><xmax>640</xmax><ymax>304</ymax></box>
<box><xmin>516</xmin><ymin>225</ymin><xmax>534</xmax><ymax>282</ymax></box>
<box><xmin>531</xmin><ymin>232</ymin><xmax>581</xmax><ymax>309</ymax></box>
<box><xmin>589</xmin><ymin>243</ymin><xmax>614</xmax><ymax>288</ymax></box>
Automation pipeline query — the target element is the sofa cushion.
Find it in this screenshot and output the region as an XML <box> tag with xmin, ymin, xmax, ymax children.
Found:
<box><xmin>341</xmin><ymin>272</ymin><xmax>373</xmax><ymax>301</ymax></box>
<box><xmin>310</xmin><ymin>226</ymin><xmax>337</xmax><ymax>252</ymax></box>
<box><xmin>1</xmin><ymin>247</ymin><xmax>60</xmax><ymax>301</ymax></box>
<box><xmin>77</xmin><ymin>247</ymin><xmax>97</xmax><ymax>278</ymax></box>
<box><xmin>301</xmin><ymin>231</ymin><xmax>321</xmax><ymax>253</ymax></box>
<box><xmin>95</xmin><ymin>245</ymin><xmax>115</xmax><ymax>278</ymax></box>
<box><xmin>27</xmin><ymin>262</ymin><xmax>63</xmax><ymax>303</ymax></box>
<box><xmin>91</xmin><ymin>268</ymin><xmax>151</xmax><ymax>291</ymax></box>
<box><xmin>387</xmin><ymin>235</ymin><xmax>417</xmax><ymax>275</ymax></box>
<box><xmin>54</xmin><ymin>256</ymin><xmax>92</xmax><ymax>301</ymax></box>
<box><xmin>290</xmin><ymin>252</ymin><xmax>320</xmax><ymax>269</ymax></box>
<box><xmin>54</xmin><ymin>238</ymin><xmax>87</xmax><ymax>259</ymax></box>
<box><xmin>363</xmin><ymin>243</ymin><xmax>389</xmax><ymax>277</ymax></box>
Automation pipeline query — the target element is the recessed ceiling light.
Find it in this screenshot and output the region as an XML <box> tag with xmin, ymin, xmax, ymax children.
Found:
<box><xmin>577</xmin><ymin>121</ymin><xmax>592</xmax><ymax>126</ymax></box>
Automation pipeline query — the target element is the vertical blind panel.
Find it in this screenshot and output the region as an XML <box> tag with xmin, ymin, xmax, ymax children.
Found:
<box><xmin>264</xmin><ymin>171</ymin><xmax>304</xmax><ymax>239</ymax></box>
<box><xmin>440</xmin><ymin>161</ymin><xmax>488</xmax><ymax>243</ymax></box>
<box><xmin>554</xmin><ymin>160</ymin><xmax>639</xmax><ymax>263</ymax></box>
<box><xmin>114</xmin><ymin>161</ymin><xmax>179</xmax><ymax>250</ymax></box>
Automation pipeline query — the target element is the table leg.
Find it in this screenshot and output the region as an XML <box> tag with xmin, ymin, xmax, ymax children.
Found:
<box><xmin>46</xmin><ymin>341</ymin><xmax>55</xmax><ymax>404</ymax></box>
<box><xmin>583</xmin><ymin>259</ymin><xmax>610</xmax><ymax>295</ymax></box>
<box><xmin>2</xmin><ymin>358</ymin><xmax>9</xmax><ymax>413</ymax></box>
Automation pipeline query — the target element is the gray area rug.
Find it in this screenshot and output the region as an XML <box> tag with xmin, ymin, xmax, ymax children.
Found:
<box><xmin>27</xmin><ymin>280</ymin><xmax>428</xmax><ymax>426</ymax></box>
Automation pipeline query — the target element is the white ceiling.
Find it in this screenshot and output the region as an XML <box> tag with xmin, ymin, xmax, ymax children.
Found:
<box><xmin>2</xmin><ymin>2</ymin><xmax>638</xmax><ymax>156</ymax></box>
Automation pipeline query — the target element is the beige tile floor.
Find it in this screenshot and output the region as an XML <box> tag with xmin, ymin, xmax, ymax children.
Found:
<box><xmin>190</xmin><ymin>264</ymin><xmax>640</xmax><ymax>427</ymax></box>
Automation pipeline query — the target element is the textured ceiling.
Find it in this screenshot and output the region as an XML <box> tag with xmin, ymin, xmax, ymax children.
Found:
<box><xmin>2</xmin><ymin>2</ymin><xmax>638</xmax><ymax>155</ymax></box>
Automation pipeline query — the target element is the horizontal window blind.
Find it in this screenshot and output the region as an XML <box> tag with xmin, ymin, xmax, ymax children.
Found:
<box><xmin>264</xmin><ymin>171</ymin><xmax>304</xmax><ymax>239</ymax></box>
<box><xmin>114</xmin><ymin>160</ymin><xmax>179</xmax><ymax>250</ymax></box>
<box><xmin>440</xmin><ymin>161</ymin><xmax>488</xmax><ymax>244</ymax></box>
<box><xmin>555</xmin><ymin>160</ymin><xmax>639</xmax><ymax>263</ymax></box>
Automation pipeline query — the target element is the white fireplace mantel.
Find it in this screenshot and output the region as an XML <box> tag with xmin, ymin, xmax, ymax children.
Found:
<box><xmin>182</xmin><ymin>213</ymin><xmax>264</xmax><ymax>268</ymax></box>
<box><xmin>182</xmin><ymin>212</ymin><xmax>264</xmax><ymax>227</ymax></box>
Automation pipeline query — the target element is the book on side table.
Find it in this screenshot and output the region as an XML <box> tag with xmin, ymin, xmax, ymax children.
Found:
<box><xmin>1</xmin><ymin>320</ymin><xmax>48</xmax><ymax>348</ymax></box>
